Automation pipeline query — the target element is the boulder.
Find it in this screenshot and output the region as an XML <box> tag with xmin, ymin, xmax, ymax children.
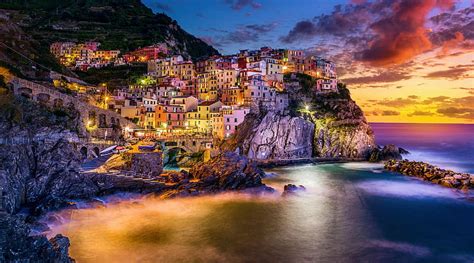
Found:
<box><xmin>282</xmin><ymin>184</ymin><xmax>306</xmax><ymax>196</ymax></box>
<box><xmin>190</xmin><ymin>152</ymin><xmax>268</xmax><ymax>191</ymax></box>
<box><xmin>369</xmin><ymin>144</ymin><xmax>408</xmax><ymax>162</ymax></box>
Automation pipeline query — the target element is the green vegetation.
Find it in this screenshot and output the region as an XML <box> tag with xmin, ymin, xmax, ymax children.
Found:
<box><xmin>76</xmin><ymin>64</ymin><xmax>147</xmax><ymax>88</ymax></box>
<box><xmin>0</xmin><ymin>0</ymin><xmax>218</xmax><ymax>60</ymax></box>
<box><xmin>284</xmin><ymin>72</ymin><xmax>316</xmax><ymax>94</ymax></box>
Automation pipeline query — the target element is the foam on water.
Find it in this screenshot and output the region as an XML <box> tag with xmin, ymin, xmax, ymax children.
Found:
<box><xmin>356</xmin><ymin>179</ymin><xmax>464</xmax><ymax>199</ymax></box>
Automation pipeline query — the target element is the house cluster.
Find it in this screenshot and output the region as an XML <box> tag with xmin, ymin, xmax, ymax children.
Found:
<box><xmin>103</xmin><ymin>47</ymin><xmax>339</xmax><ymax>139</ymax></box>
<box><xmin>50</xmin><ymin>42</ymin><xmax>169</xmax><ymax>70</ymax></box>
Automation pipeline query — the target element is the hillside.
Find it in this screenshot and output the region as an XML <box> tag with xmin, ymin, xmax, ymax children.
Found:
<box><xmin>0</xmin><ymin>0</ymin><xmax>218</xmax><ymax>81</ymax></box>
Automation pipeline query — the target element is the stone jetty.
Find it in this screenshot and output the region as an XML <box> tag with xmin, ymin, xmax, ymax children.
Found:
<box><xmin>385</xmin><ymin>160</ymin><xmax>474</xmax><ymax>190</ymax></box>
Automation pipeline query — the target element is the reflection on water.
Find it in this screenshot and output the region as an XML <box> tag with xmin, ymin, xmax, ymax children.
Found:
<box><xmin>44</xmin><ymin>163</ymin><xmax>474</xmax><ymax>263</ymax></box>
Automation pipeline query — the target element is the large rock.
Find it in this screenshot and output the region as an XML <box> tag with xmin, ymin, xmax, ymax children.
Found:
<box><xmin>247</xmin><ymin>112</ymin><xmax>314</xmax><ymax>159</ymax></box>
<box><xmin>0</xmin><ymin>131</ymin><xmax>99</xmax><ymax>214</ymax></box>
<box><xmin>0</xmin><ymin>214</ymin><xmax>74</xmax><ymax>262</ymax></box>
<box><xmin>222</xmin><ymin>82</ymin><xmax>376</xmax><ymax>160</ymax></box>
<box><xmin>369</xmin><ymin>144</ymin><xmax>409</xmax><ymax>162</ymax></box>
<box><xmin>223</xmin><ymin>112</ymin><xmax>314</xmax><ymax>160</ymax></box>
<box><xmin>190</xmin><ymin>152</ymin><xmax>267</xmax><ymax>191</ymax></box>
<box><xmin>102</xmin><ymin>152</ymin><xmax>163</xmax><ymax>179</ymax></box>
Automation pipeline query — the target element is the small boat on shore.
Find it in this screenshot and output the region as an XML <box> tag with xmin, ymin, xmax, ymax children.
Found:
<box><xmin>138</xmin><ymin>143</ymin><xmax>157</xmax><ymax>152</ymax></box>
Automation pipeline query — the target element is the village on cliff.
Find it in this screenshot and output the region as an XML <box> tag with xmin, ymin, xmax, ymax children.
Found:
<box><xmin>48</xmin><ymin>42</ymin><xmax>339</xmax><ymax>142</ymax></box>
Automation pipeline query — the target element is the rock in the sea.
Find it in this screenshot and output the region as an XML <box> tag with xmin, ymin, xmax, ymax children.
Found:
<box><xmin>190</xmin><ymin>152</ymin><xmax>268</xmax><ymax>191</ymax></box>
<box><xmin>282</xmin><ymin>184</ymin><xmax>306</xmax><ymax>196</ymax></box>
<box><xmin>369</xmin><ymin>144</ymin><xmax>409</xmax><ymax>162</ymax></box>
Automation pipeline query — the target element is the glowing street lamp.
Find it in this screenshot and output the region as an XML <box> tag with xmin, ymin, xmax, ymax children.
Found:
<box><xmin>305</xmin><ymin>105</ymin><xmax>309</xmax><ymax>111</ymax></box>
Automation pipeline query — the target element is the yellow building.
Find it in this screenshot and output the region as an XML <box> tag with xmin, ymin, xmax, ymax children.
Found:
<box><xmin>186</xmin><ymin>101</ymin><xmax>223</xmax><ymax>133</ymax></box>
<box><xmin>196</xmin><ymin>72</ymin><xmax>218</xmax><ymax>101</ymax></box>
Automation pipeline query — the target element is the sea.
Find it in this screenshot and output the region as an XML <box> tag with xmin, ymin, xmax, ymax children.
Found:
<box><xmin>43</xmin><ymin>123</ymin><xmax>474</xmax><ymax>263</ymax></box>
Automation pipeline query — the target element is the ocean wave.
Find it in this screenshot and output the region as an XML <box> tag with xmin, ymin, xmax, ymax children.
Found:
<box><xmin>356</xmin><ymin>180</ymin><xmax>463</xmax><ymax>199</ymax></box>
<box><xmin>368</xmin><ymin>239</ymin><xmax>431</xmax><ymax>257</ymax></box>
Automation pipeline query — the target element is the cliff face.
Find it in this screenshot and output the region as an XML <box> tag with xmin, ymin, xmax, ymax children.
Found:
<box><xmin>228</xmin><ymin>112</ymin><xmax>315</xmax><ymax>160</ymax></box>
<box><xmin>311</xmin><ymin>96</ymin><xmax>375</xmax><ymax>158</ymax></box>
<box><xmin>223</xmin><ymin>80</ymin><xmax>375</xmax><ymax>160</ymax></box>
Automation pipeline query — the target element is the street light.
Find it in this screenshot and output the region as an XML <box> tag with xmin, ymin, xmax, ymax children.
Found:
<box><xmin>305</xmin><ymin>105</ymin><xmax>309</xmax><ymax>111</ymax></box>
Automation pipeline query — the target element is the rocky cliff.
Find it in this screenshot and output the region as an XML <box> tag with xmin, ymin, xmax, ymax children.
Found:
<box><xmin>223</xmin><ymin>77</ymin><xmax>376</xmax><ymax>160</ymax></box>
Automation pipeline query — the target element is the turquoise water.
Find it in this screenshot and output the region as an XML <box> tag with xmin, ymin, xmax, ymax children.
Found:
<box><xmin>44</xmin><ymin>124</ymin><xmax>474</xmax><ymax>262</ymax></box>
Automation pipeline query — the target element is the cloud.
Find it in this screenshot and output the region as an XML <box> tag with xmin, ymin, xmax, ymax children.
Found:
<box><xmin>437</xmin><ymin>31</ymin><xmax>465</xmax><ymax>56</ymax></box>
<box><xmin>355</xmin><ymin>0</ymin><xmax>455</xmax><ymax>66</ymax></box>
<box><xmin>367</xmin><ymin>95</ymin><xmax>474</xmax><ymax>121</ymax></box>
<box><xmin>424</xmin><ymin>64</ymin><xmax>474</xmax><ymax>80</ymax></box>
<box><xmin>381</xmin><ymin>110</ymin><xmax>401</xmax><ymax>116</ymax></box>
<box><xmin>407</xmin><ymin>110</ymin><xmax>434</xmax><ymax>117</ymax></box>
<box><xmin>280</xmin><ymin>3</ymin><xmax>376</xmax><ymax>44</ymax></box>
<box><xmin>376</xmin><ymin>97</ymin><xmax>418</xmax><ymax>108</ymax></box>
<box><xmin>225</xmin><ymin>0</ymin><xmax>262</xmax><ymax>11</ymax></box>
<box><xmin>214</xmin><ymin>22</ymin><xmax>277</xmax><ymax>45</ymax></box>
<box><xmin>245</xmin><ymin>23</ymin><xmax>277</xmax><ymax>33</ymax></box>
<box><xmin>280</xmin><ymin>21</ymin><xmax>318</xmax><ymax>44</ymax></box>
<box><xmin>456</xmin><ymin>87</ymin><xmax>474</xmax><ymax>95</ymax></box>
<box><xmin>343</xmin><ymin>71</ymin><xmax>411</xmax><ymax>85</ymax></box>
<box><xmin>437</xmin><ymin>107</ymin><xmax>474</xmax><ymax>120</ymax></box>
<box><xmin>421</xmin><ymin>95</ymin><xmax>451</xmax><ymax>104</ymax></box>
<box><xmin>430</xmin><ymin>7</ymin><xmax>474</xmax><ymax>46</ymax></box>
<box><xmin>153</xmin><ymin>3</ymin><xmax>173</xmax><ymax>12</ymax></box>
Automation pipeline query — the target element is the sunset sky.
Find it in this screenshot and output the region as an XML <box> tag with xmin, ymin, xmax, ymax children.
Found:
<box><xmin>144</xmin><ymin>0</ymin><xmax>474</xmax><ymax>123</ymax></box>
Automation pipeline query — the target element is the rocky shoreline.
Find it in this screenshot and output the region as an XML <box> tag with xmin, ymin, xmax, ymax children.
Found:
<box><xmin>385</xmin><ymin>160</ymin><xmax>474</xmax><ymax>191</ymax></box>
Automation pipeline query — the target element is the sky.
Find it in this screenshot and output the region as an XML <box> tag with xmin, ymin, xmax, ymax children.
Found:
<box><xmin>143</xmin><ymin>0</ymin><xmax>474</xmax><ymax>123</ymax></box>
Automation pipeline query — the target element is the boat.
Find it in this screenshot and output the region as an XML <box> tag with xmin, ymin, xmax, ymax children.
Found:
<box><xmin>100</xmin><ymin>145</ymin><xmax>117</xmax><ymax>156</ymax></box>
<box><xmin>138</xmin><ymin>143</ymin><xmax>157</xmax><ymax>151</ymax></box>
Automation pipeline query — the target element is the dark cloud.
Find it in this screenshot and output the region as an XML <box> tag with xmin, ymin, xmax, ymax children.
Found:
<box><xmin>245</xmin><ymin>23</ymin><xmax>277</xmax><ymax>33</ymax></box>
<box><xmin>343</xmin><ymin>71</ymin><xmax>411</xmax><ymax>85</ymax></box>
<box><xmin>376</xmin><ymin>97</ymin><xmax>418</xmax><ymax>108</ymax></box>
<box><xmin>381</xmin><ymin>110</ymin><xmax>401</xmax><ymax>116</ymax></box>
<box><xmin>456</xmin><ymin>87</ymin><xmax>474</xmax><ymax>95</ymax></box>
<box><xmin>280</xmin><ymin>3</ymin><xmax>379</xmax><ymax>44</ymax></box>
<box><xmin>424</xmin><ymin>64</ymin><xmax>474</xmax><ymax>80</ymax></box>
<box><xmin>421</xmin><ymin>96</ymin><xmax>451</xmax><ymax>104</ymax></box>
<box><xmin>429</xmin><ymin>7</ymin><xmax>474</xmax><ymax>47</ymax></box>
<box><xmin>153</xmin><ymin>3</ymin><xmax>172</xmax><ymax>12</ymax></box>
<box><xmin>225</xmin><ymin>0</ymin><xmax>262</xmax><ymax>11</ymax></box>
<box><xmin>407</xmin><ymin>110</ymin><xmax>434</xmax><ymax>117</ymax></box>
<box><xmin>212</xmin><ymin>22</ymin><xmax>277</xmax><ymax>45</ymax></box>
<box><xmin>437</xmin><ymin>107</ymin><xmax>474</xmax><ymax>120</ymax></box>
<box><xmin>369</xmin><ymin>95</ymin><xmax>474</xmax><ymax>121</ymax></box>
<box><xmin>280</xmin><ymin>21</ymin><xmax>318</xmax><ymax>44</ymax></box>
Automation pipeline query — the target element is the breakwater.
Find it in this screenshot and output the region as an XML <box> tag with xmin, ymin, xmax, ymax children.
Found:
<box><xmin>385</xmin><ymin>160</ymin><xmax>474</xmax><ymax>190</ymax></box>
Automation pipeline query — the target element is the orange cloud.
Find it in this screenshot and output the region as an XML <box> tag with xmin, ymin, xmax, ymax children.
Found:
<box><xmin>356</xmin><ymin>0</ymin><xmax>455</xmax><ymax>66</ymax></box>
<box><xmin>438</xmin><ymin>31</ymin><xmax>465</xmax><ymax>56</ymax></box>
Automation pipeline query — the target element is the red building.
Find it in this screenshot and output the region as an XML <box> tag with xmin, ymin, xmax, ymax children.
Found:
<box><xmin>124</xmin><ymin>44</ymin><xmax>168</xmax><ymax>63</ymax></box>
